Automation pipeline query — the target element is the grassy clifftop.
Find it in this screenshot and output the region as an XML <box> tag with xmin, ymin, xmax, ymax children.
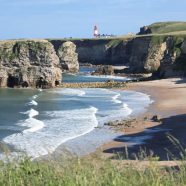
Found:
<box><xmin>148</xmin><ymin>22</ymin><xmax>186</xmax><ymax>35</ymax></box>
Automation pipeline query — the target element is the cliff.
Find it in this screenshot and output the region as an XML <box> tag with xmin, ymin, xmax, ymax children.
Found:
<box><xmin>128</xmin><ymin>35</ymin><xmax>186</xmax><ymax>77</ymax></box>
<box><xmin>138</xmin><ymin>22</ymin><xmax>186</xmax><ymax>35</ymax></box>
<box><xmin>1</xmin><ymin>23</ymin><xmax>186</xmax><ymax>88</ymax></box>
<box><xmin>0</xmin><ymin>40</ymin><xmax>79</xmax><ymax>88</ymax></box>
<box><xmin>50</xmin><ymin>34</ymin><xmax>186</xmax><ymax>78</ymax></box>
<box><xmin>50</xmin><ymin>39</ymin><xmax>131</xmax><ymax>65</ymax></box>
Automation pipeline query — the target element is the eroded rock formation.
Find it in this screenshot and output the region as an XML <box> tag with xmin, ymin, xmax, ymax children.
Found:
<box><xmin>50</xmin><ymin>36</ymin><xmax>186</xmax><ymax>78</ymax></box>
<box><xmin>0</xmin><ymin>40</ymin><xmax>62</xmax><ymax>88</ymax></box>
<box><xmin>91</xmin><ymin>65</ymin><xmax>114</xmax><ymax>75</ymax></box>
<box><xmin>0</xmin><ymin>40</ymin><xmax>80</xmax><ymax>88</ymax></box>
<box><xmin>1</xmin><ymin>34</ymin><xmax>186</xmax><ymax>87</ymax></box>
<box><xmin>138</xmin><ymin>26</ymin><xmax>152</xmax><ymax>35</ymax></box>
<box><xmin>50</xmin><ymin>39</ymin><xmax>131</xmax><ymax>66</ymax></box>
<box><xmin>128</xmin><ymin>36</ymin><xmax>186</xmax><ymax>78</ymax></box>
<box><xmin>57</xmin><ymin>41</ymin><xmax>79</xmax><ymax>73</ymax></box>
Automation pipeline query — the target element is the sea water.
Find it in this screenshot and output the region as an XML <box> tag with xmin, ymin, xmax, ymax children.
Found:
<box><xmin>0</xmin><ymin>87</ymin><xmax>152</xmax><ymax>159</ymax></box>
<box><xmin>62</xmin><ymin>66</ymin><xmax>131</xmax><ymax>83</ymax></box>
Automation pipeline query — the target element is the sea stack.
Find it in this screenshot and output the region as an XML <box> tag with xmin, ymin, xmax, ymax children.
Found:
<box><xmin>57</xmin><ymin>41</ymin><xmax>79</xmax><ymax>73</ymax></box>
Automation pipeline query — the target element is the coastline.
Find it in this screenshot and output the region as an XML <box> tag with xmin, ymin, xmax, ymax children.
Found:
<box><xmin>96</xmin><ymin>78</ymin><xmax>186</xmax><ymax>160</ymax></box>
<box><xmin>2</xmin><ymin>77</ymin><xmax>186</xmax><ymax>161</ymax></box>
<box><xmin>42</xmin><ymin>87</ymin><xmax>152</xmax><ymax>160</ymax></box>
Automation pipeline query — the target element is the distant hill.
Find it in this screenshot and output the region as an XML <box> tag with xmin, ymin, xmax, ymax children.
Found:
<box><xmin>138</xmin><ymin>22</ymin><xmax>186</xmax><ymax>35</ymax></box>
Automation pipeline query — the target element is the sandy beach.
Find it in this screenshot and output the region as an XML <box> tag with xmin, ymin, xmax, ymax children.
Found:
<box><xmin>99</xmin><ymin>78</ymin><xmax>186</xmax><ymax>161</ymax></box>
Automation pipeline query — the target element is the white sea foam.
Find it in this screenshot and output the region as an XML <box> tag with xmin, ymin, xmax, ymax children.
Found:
<box><xmin>119</xmin><ymin>90</ymin><xmax>153</xmax><ymax>115</ymax></box>
<box><xmin>19</xmin><ymin>108</ymin><xmax>44</xmax><ymax>133</ymax></box>
<box><xmin>27</xmin><ymin>100</ymin><xmax>38</xmax><ymax>106</ymax></box>
<box><xmin>32</xmin><ymin>95</ymin><xmax>38</xmax><ymax>99</ymax></box>
<box><xmin>52</xmin><ymin>89</ymin><xmax>86</xmax><ymax>97</ymax></box>
<box><xmin>2</xmin><ymin>88</ymin><xmax>153</xmax><ymax>159</ymax></box>
<box><xmin>21</xmin><ymin>109</ymin><xmax>39</xmax><ymax>118</ymax></box>
<box><xmin>3</xmin><ymin>107</ymin><xmax>98</xmax><ymax>158</ymax></box>
<box><xmin>84</xmin><ymin>75</ymin><xmax>131</xmax><ymax>80</ymax></box>
<box><xmin>122</xmin><ymin>103</ymin><xmax>133</xmax><ymax>115</ymax></box>
<box><xmin>112</xmin><ymin>94</ymin><xmax>122</xmax><ymax>104</ymax></box>
<box><xmin>18</xmin><ymin>118</ymin><xmax>45</xmax><ymax>133</ymax></box>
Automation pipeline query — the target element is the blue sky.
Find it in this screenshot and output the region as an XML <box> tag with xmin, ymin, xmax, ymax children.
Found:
<box><xmin>0</xmin><ymin>0</ymin><xmax>185</xmax><ymax>39</ymax></box>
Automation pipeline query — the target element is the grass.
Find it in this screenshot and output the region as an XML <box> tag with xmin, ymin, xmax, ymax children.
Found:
<box><xmin>0</xmin><ymin>155</ymin><xmax>186</xmax><ymax>186</ymax></box>
<box><xmin>0</xmin><ymin>134</ymin><xmax>186</xmax><ymax>185</ymax></box>
<box><xmin>149</xmin><ymin>22</ymin><xmax>186</xmax><ymax>34</ymax></box>
<box><xmin>0</xmin><ymin>40</ymin><xmax>51</xmax><ymax>62</ymax></box>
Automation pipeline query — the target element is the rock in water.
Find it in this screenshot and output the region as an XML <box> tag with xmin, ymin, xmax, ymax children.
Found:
<box><xmin>58</xmin><ymin>41</ymin><xmax>79</xmax><ymax>73</ymax></box>
<box><xmin>0</xmin><ymin>40</ymin><xmax>62</xmax><ymax>88</ymax></box>
<box><xmin>92</xmin><ymin>65</ymin><xmax>114</xmax><ymax>75</ymax></box>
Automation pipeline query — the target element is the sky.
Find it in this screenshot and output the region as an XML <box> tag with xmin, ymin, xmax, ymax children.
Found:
<box><xmin>0</xmin><ymin>0</ymin><xmax>186</xmax><ymax>39</ymax></box>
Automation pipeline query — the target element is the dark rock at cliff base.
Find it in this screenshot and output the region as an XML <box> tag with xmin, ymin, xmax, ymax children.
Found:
<box><xmin>57</xmin><ymin>41</ymin><xmax>79</xmax><ymax>73</ymax></box>
<box><xmin>91</xmin><ymin>65</ymin><xmax>114</xmax><ymax>75</ymax></box>
<box><xmin>0</xmin><ymin>40</ymin><xmax>62</xmax><ymax>88</ymax></box>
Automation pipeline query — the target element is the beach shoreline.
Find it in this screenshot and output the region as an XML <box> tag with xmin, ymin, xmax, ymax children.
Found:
<box><xmin>3</xmin><ymin>77</ymin><xmax>186</xmax><ymax>162</ymax></box>
<box><xmin>94</xmin><ymin>78</ymin><xmax>186</xmax><ymax>160</ymax></box>
<box><xmin>45</xmin><ymin>78</ymin><xmax>186</xmax><ymax>161</ymax></box>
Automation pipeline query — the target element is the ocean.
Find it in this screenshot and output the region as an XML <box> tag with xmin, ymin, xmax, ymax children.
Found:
<box><xmin>0</xmin><ymin>68</ymin><xmax>152</xmax><ymax>159</ymax></box>
<box><xmin>62</xmin><ymin>66</ymin><xmax>131</xmax><ymax>83</ymax></box>
<box><xmin>0</xmin><ymin>88</ymin><xmax>152</xmax><ymax>159</ymax></box>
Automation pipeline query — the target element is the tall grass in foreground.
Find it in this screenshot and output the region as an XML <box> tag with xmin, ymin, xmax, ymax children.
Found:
<box><xmin>0</xmin><ymin>155</ymin><xmax>185</xmax><ymax>186</ymax></box>
<box><xmin>0</xmin><ymin>134</ymin><xmax>186</xmax><ymax>186</ymax></box>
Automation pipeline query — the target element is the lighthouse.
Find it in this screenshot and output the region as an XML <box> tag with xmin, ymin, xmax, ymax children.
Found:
<box><xmin>94</xmin><ymin>25</ymin><xmax>99</xmax><ymax>38</ymax></box>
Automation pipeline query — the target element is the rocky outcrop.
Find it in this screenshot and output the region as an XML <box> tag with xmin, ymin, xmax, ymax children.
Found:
<box><xmin>144</xmin><ymin>42</ymin><xmax>167</xmax><ymax>72</ymax></box>
<box><xmin>50</xmin><ymin>36</ymin><xmax>186</xmax><ymax>78</ymax></box>
<box><xmin>57</xmin><ymin>41</ymin><xmax>79</xmax><ymax>73</ymax></box>
<box><xmin>128</xmin><ymin>36</ymin><xmax>186</xmax><ymax>78</ymax></box>
<box><xmin>138</xmin><ymin>26</ymin><xmax>152</xmax><ymax>35</ymax></box>
<box><xmin>1</xmin><ymin>34</ymin><xmax>185</xmax><ymax>87</ymax></box>
<box><xmin>128</xmin><ymin>37</ymin><xmax>151</xmax><ymax>73</ymax></box>
<box><xmin>91</xmin><ymin>65</ymin><xmax>114</xmax><ymax>75</ymax></box>
<box><xmin>0</xmin><ymin>40</ymin><xmax>62</xmax><ymax>88</ymax></box>
<box><xmin>50</xmin><ymin>39</ymin><xmax>131</xmax><ymax>65</ymax></box>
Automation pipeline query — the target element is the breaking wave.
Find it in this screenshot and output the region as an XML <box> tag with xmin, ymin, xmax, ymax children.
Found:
<box><xmin>2</xmin><ymin>88</ymin><xmax>152</xmax><ymax>159</ymax></box>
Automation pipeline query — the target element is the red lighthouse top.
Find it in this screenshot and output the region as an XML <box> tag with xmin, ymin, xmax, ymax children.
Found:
<box><xmin>94</xmin><ymin>25</ymin><xmax>98</xmax><ymax>37</ymax></box>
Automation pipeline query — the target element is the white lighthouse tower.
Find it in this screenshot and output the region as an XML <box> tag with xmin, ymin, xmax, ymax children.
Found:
<box><xmin>94</xmin><ymin>25</ymin><xmax>99</xmax><ymax>38</ymax></box>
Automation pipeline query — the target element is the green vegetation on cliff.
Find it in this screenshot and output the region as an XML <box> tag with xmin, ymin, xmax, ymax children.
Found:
<box><xmin>148</xmin><ymin>22</ymin><xmax>186</xmax><ymax>35</ymax></box>
<box><xmin>0</xmin><ymin>40</ymin><xmax>49</xmax><ymax>62</ymax></box>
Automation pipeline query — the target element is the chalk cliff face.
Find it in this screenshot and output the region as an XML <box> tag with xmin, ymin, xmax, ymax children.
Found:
<box><xmin>0</xmin><ymin>41</ymin><xmax>55</xmax><ymax>88</ymax></box>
